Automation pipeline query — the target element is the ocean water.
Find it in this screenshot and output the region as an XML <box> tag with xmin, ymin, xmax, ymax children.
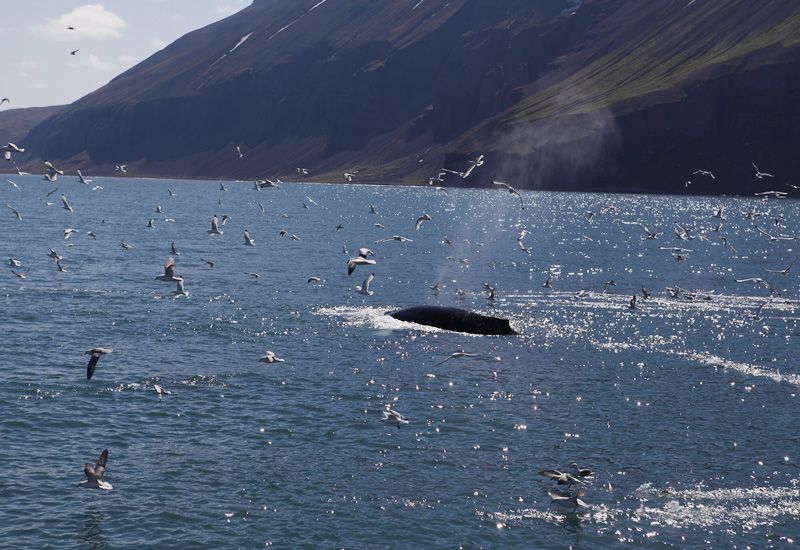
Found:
<box><xmin>0</xmin><ymin>174</ymin><xmax>798</xmax><ymax>548</ymax></box>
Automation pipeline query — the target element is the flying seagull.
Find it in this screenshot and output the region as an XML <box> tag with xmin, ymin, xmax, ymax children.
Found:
<box><xmin>85</xmin><ymin>347</ymin><xmax>112</xmax><ymax>380</ymax></box>
<box><xmin>347</xmin><ymin>247</ymin><xmax>376</xmax><ymax>275</ymax></box>
<box><xmin>415</xmin><ymin>213</ymin><xmax>432</xmax><ymax>231</ymax></box>
<box><xmin>5</xmin><ymin>204</ymin><xmax>21</xmax><ymax>221</ymax></box>
<box><xmin>155</xmin><ymin>257</ymin><xmax>179</xmax><ymax>282</ymax></box>
<box><xmin>77</xmin><ymin>169</ymin><xmax>92</xmax><ymax>184</ymax></box>
<box><xmin>765</xmin><ymin>262</ymin><xmax>793</xmax><ymax>276</ymax></box>
<box><xmin>154</xmin><ymin>384</ymin><xmax>172</xmax><ymax>396</ymax></box>
<box><xmin>539</xmin><ymin>468</ymin><xmax>585</xmax><ymax>487</ymax></box>
<box><xmin>381</xmin><ymin>408</ymin><xmax>409</xmax><ymax>428</ymax></box>
<box><xmin>77</xmin><ymin>449</ymin><xmax>112</xmax><ymax>490</ymax></box>
<box><xmin>433</xmin><ymin>351</ymin><xmax>479</xmax><ymax>367</ymax></box>
<box><xmin>693</xmin><ymin>169</ymin><xmax>715</xmax><ymax>179</ymax></box>
<box><xmin>207</xmin><ymin>214</ymin><xmax>223</xmax><ymax>236</ymax></box>
<box><xmin>173</xmin><ymin>277</ymin><xmax>188</xmax><ymax>297</ymax></box>
<box><xmin>243</xmin><ymin>229</ymin><xmax>255</xmax><ymax>246</ymax></box>
<box><xmin>549</xmin><ymin>487</ymin><xmax>588</xmax><ymax>513</ymax></box>
<box><xmin>259</xmin><ymin>350</ymin><xmax>284</xmax><ymax>363</ymax></box>
<box><xmin>44</xmin><ymin>160</ymin><xmax>64</xmax><ymax>182</ymax></box>
<box><xmin>61</xmin><ymin>194</ymin><xmax>74</xmax><ymax>212</ymax></box>
<box><xmin>374</xmin><ymin>235</ymin><xmax>413</xmax><ymax>243</ymax></box>
<box><xmin>1</xmin><ymin>142</ymin><xmax>24</xmax><ymax>161</ymax></box>
<box><xmin>492</xmin><ymin>181</ymin><xmax>525</xmax><ymax>209</ymax></box>
<box><xmin>356</xmin><ymin>273</ymin><xmax>374</xmax><ymax>295</ymax></box>
<box><xmin>70</xmin><ymin>49</ymin><xmax>79</xmax><ymax>55</ymax></box>
<box><xmin>752</xmin><ymin>162</ymin><xmax>774</xmax><ymax>179</ymax></box>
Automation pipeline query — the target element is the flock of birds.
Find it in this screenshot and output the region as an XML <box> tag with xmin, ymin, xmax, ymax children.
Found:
<box><xmin>2</xmin><ymin>143</ymin><xmax>797</xmax><ymax>513</ymax></box>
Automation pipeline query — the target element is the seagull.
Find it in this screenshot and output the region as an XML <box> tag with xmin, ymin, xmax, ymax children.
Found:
<box><xmin>146</xmin><ymin>218</ymin><xmax>155</xmax><ymax>228</ymax></box>
<box><xmin>307</xmin><ymin>276</ymin><xmax>322</xmax><ymax>284</ymax></box>
<box><xmin>61</xmin><ymin>194</ymin><xmax>74</xmax><ymax>212</ymax></box>
<box><xmin>220</xmin><ymin>214</ymin><xmax>231</xmax><ymax>226</ymax></box>
<box><xmin>207</xmin><ymin>215</ymin><xmax>223</xmax><ymax>235</ymax></box>
<box><xmin>693</xmin><ymin>169</ymin><xmax>715</xmax><ymax>179</ymax></box>
<box><xmin>755</xmin><ymin>226</ymin><xmax>794</xmax><ymax>241</ymax></box>
<box><xmin>343</xmin><ymin>172</ymin><xmax>356</xmax><ymax>182</ymax></box>
<box><xmin>296</xmin><ymin>167</ymin><xmax>309</xmax><ymax>175</ymax></box>
<box><xmin>492</xmin><ymin>181</ymin><xmax>525</xmax><ymax>209</ymax></box>
<box><xmin>120</xmin><ymin>241</ymin><xmax>132</xmax><ymax>251</ymax></box>
<box><xmin>290</xmin><ymin>234</ymin><xmax>300</xmax><ymax>241</ymax></box>
<box><xmin>628</xmin><ymin>295</ymin><xmax>637</xmax><ymax>309</ymax></box>
<box><xmin>641</xmin><ymin>287</ymin><xmax>652</xmax><ymax>299</ymax></box>
<box><xmin>201</xmin><ymin>258</ymin><xmax>215</xmax><ymax>268</ymax></box>
<box><xmin>0</xmin><ymin>98</ymin><xmax>8</xmax><ymax>104</ymax></box>
<box><xmin>155</xmin><ymin>205</ymin><xmax>163</xmax><ymax>213</ymax></box>
<box><xmin>543</xmin><ymin>273</ymin><xmax>552</xmax><ymax>289</ymax></box>
<box><xmin>373</xmin><ymin>223</ymin><xmax>386</xmax><ymax>229</ymax></box>
<box><xmin>539</xmin><ymin>469</ymin><xmax>585</xmax><ymax>487</ymax></box>
<box><xmin>168</xmin><ymin>188</ymin><xmax>176</xmax><ymax>197</ymax></box>
<box><xmin>245</xmin><ymin>272</ymin><xmax>260</xmax><ymax>278</ymax></box>
<box><xmin>48</xmin><ymin>248</ymin><xmax>63</xmax><ymax>261</ymax></box>
<box><xmin>347</xmin><ymin>248</ymin><xmax>376</xmax><ymax>275</ymax></box>
<box><xmin>369</xmin><ymin>204</ymin><xmax>378</xmax><ymax>215</ymax></box>
<box><xmin>430</xmin><ymin>283</ymin><xmax>441</xmax><ymax>294</ymax></box>
<box><xmin>219</xmin><ymin>182</ymin><xmax>228</xmax><ymax>192</ymax></box>
<box><xmin>154</xmin><ymin>384</ymin><xmax>172</xmax><ymax>396</ymax></box>
<box><xmin>279</xmin><ymin>229</ymin><xmax>287</xmax><ymax>238</ymax></box>
<box><xmin>259</xmin><ymin>350</ymin><xmax>284</xmax><ymax>363</ymax></box>
<box><xmin>85</xmin><ymin>348</ymin><xmax>112</xmax><ymax>380</ymax></box>
<box><xmin>305</xmin><ymin>196</ymin><xmax>320</xmax><ymax>208</ymax></box>
<box><xmin>415</xmin><ymin>213</ymin><xmax>432</xmax><ymax>231</ymax></box>
<box><xmin>63</xmin><ymin>228</ymin><xmax>78</xmax><ymax>239</ymax></box>
<box><xmin>754</xmin><ymin>190</ymin><xmax>788</xmax><ymax>198</ymax></box>
<box><xmin>1</xmin><ymin>142</ymin><xmax>24</xmax><ymax>161</ymax></box>
<box><xmin>5</xmin><ymin>204</ymin><xmax>21</xmax><ymax>221</ymax></box>
<box><xmin>713</xmin><ymin>206</ymin><xmax>726</xmax><ymax>219</ymax></box>
<box><xmin>14</xmin><ymin>162</ymin><xmax>29</xmax><ymax>175</ymax></box>
<box><xmin>257</xmin><ymin>203</ymin><xmax>266</xmax><ymax>214</ymax></box>
<box><xmin>765</xmin><ymin>262</ymin><xmax>793</xmax><ymax>276</ymax></box>
<box><xmin>77</xmin><ymin>449</ymin><xmax>112</xmax><ymax>490</ymax></box>
<box><xmin>754</xmin><ymin>297</ymin><xmax>772</xmax><ymax>320</ymax></box>
<box><xmin>549</xmin><ymin>487</ymin><xmax>588</xmax><ymax>513</ymax></box>
<box><xmin>6</xmin><ymin>177</ymin><xmax>19</xmax><ymax>189</ymax></box>
<box><xmin>752</xmin><ymin>162</ymin><xmax>774</xmax><ymax>179</ymax></box>
<box><xmin>335</xmin><ymin>224</ymin><xmax>345</xmax><ymax>231</ymax></box>
<box><xmin>256</xmin><ymin>179</ymin><xmax>280</xmax><ymax>188</ymax></box>
<box><xmin>155</xmin><ymin>257</ymin><xmax>179</xmax><ymax>282</ymax></box>
<box><xmin>173</xmin><ymin>277</ymin><xmax>188</xmax><ymax>297</ymax></box>
<box><xmin>433</xmin><ymin>351</ymin><xmax>479</xmax><ymax>367</ymax></box>
<box><xmin>381</xmin><ymin>408</ymin><xmax>409</xmax><ymax>428</ymax></box>
<box><xmin>9</xmin><ymin>258</ymin><xmax>22</xmax><ymax>267</ymax></box>
<box><xmin>70</xmin><ymin>49</ymin><xmax>79</xmax><ymax>55</ymax></box>
<box><xmin>170</xmin><ymin>242</ymin><xmax>179</xmax><ymax>256</ymax></box>
<box><xmin>735</xmin><ymin>277</ymin><xmax>775</xmax><ymax>293</ymax></box>
<box><xmin>44</xmin><ymin>160</ymin><xmax>64</xmax><ymax>182</ymax></box>
<box><xmin>114</xmin><ymin>165</ymin><xmax>127</xmax><ymax>173</ymax></box>
<box><xmin>357</xmin><ymin>273</ymin><xmax>374</xmax><ymax>295</ymax></box>
<box><xmin>235</xmin><ymin>145</ymin><xmax>243</xmax><ymax>159</ymax></box>
<box><xmin>10</xmin><ymin>269</ymin><xmax>27</xmax><ymax>279</ymax></box>
<box><xmin>87</xmin><ymin>231</ymin><xmax>96</xmax><ymax>239</ymax></box>
<box><xmin>517</xmin><ymin>230</ymin><xmax>530</xmax><ymax>252</ymax></box>
<box><xmin>56</xmin><ymin>259</ymin><xmax>68</xmax><ymax>272</ymax></box>
<box><xmin>374</xmin><ymin>235</ymin><xmax>413</xmax><ymax>243</ymax></box>
<box><xmin>243</xmin><ymin>228</ymin><xmax>256</xmax><ymax>246</ymax></box>
<box><xmin>77</xmin><ymin>170</ymin><xmax>92</xmax><ymax>184</ymax></box>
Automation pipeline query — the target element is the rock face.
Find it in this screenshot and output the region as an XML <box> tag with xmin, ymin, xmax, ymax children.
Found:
<box><xmin>0</xmin><ymin>106</ymin><xmax>64</xmax><ymax>144</ymax></box>
<box><xmin>14</xmin><ymin>0</ymin><xmax>800</xmax><ymax>194</ymax></box>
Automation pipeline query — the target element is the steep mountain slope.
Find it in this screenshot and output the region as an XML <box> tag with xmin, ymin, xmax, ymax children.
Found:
<box><xmin>15</xmin><ymin>0</ymin><xmax>800</xmax><ymax>194</ymax></box>
<box><xmin>0</xmin><ymin>105</ymin><xmax>65</xmax><ymax>145</ymax></box>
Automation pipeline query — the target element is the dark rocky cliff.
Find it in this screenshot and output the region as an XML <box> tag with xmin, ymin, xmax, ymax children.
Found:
<box><xmin>12</xmin><ymin>0</ymin><xmax>800</xmax><ymax>194</ymax></box>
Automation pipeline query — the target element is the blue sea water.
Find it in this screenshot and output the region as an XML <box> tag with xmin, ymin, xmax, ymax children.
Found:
<box><xmin>0</xmin><ymin>174</ymin><xmax>798</xmax><ymax>548</ymax></box>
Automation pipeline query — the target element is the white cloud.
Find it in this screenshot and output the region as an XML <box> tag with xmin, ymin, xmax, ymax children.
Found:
<box><xmin>32</xmin><ymin>83</ymin><xmax>48</xmax><ymax>90</ymax></box>
<box><xmin>68</xmin><ymin>54</ymin><xmax>115</xmax><ymax>72</ymax></box>
<box><xmin>150</xmin><ymin>38</ymin><xmax>168</xmax><ymax>50</ymax></box>
<box><xmin>216</xmin><ymin>1</ymin><xmax>251</xmax><ymax>16</ymax></box>
<box><xmin>31</xmin><ymin>4</ymin><xmax>126</xmax><ymax>41</ymax></box>
<box><xmin>118</xmin><ymin>55</ymin><xmax>138</xmax><ymax>64</ymax></box>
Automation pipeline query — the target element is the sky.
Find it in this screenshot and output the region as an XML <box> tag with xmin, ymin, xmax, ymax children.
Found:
<box><xmin>0</xmin><ymin>1</ymin><xmax>252</xmax><ymax>109</ymax></box>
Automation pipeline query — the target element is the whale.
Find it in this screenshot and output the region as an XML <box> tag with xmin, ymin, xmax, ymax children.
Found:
<box><xmin>386</xmin><ymin>305</ymin><xmax>517</xmax><ymax>335</ymax></box>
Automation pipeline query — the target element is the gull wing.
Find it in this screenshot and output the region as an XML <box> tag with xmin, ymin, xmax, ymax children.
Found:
<box><xmin>87</xmin><ymin>351</ymin><xmax>101</xmax><ymax>380</ymax></box>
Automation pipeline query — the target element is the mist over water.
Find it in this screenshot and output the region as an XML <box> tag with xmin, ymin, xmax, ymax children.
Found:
<box><xmin>1</xmin><ymin>175</ymin><xmax>798</xmax><ymax>547</ymax></box>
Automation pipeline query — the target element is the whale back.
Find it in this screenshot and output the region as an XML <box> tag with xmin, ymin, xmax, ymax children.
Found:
<box><xmin>387</xmin><ymin>305</ymin><xmax>517</xmax><ymax>335</ymax></box>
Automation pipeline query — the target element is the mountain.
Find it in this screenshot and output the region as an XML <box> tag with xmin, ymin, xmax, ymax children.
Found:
<box><xmin>13</xmin><ymin>0</ymin><xmax>800</xmax><ymax>194</ymax></box>
<box><xmin>0</xmin><ymin>105</ymin><xmax>64</xmax><ymax>145</ymax></box>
